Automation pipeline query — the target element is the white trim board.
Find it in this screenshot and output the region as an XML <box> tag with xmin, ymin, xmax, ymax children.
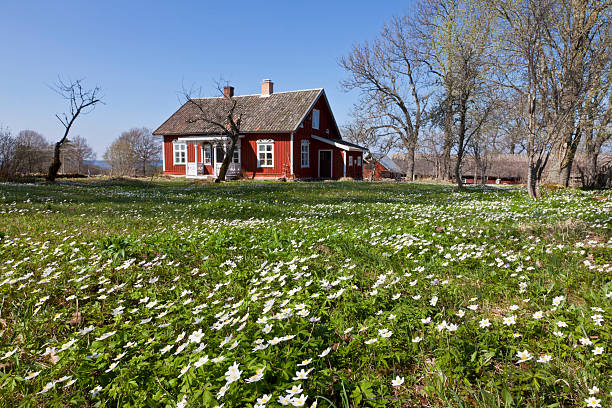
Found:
<box><xmin>311</xmin><ymin>135</ymin><xmax>363</xmax><ymax>152</ymax></box>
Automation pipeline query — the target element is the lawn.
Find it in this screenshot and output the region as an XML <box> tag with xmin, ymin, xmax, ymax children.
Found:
<box><xmin>0</xmin><ymin>179</ymin><xmax>610</xmax><ymax>408</ymax></box>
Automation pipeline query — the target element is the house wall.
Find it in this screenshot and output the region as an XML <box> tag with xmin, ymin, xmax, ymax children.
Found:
<box><xmin>363</xmin><ymin>161</ymin><xmax>387</xmax><ymax>180</ymax></box>
<box><xmin>163</xmin><ymin>135</ymin><xmax>213</xmax><ymax>176</ymax></box>
<box><xmin>344</xmin><ymin>151</ymin><xmax>363</xmax><ymax>179</ymax></box>
<box><xmin>292</xmin><ymin>96</ymin><xmax>361</xmax><ymax>179</ymax></box>
<box><xmin>242</xmin><ymin>133</ymin><xmax>292</xmax><ymax>178</ymax></box>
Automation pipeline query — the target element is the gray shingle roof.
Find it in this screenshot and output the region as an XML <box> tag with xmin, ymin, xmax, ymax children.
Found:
<box><xmin>153</xmin><ymin>89</ymin><xmax>323</xmax><ymax>135</ymax></box>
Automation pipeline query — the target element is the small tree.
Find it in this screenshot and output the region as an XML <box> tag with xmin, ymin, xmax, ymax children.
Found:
<box><xmin>0</xmin><ymin>126</ymin><xmax>17</xmax><ymax>178</ymax></box>
<box><xmin>130</xmin><ymin>128</ymin><xmax>161</xmax><ymax>176</ymax></box>
<box><xmin>47</xmin><ymin>78</ymin><xmax>102</xmax><ymax>181</ymax></box>
<box><xmin>14</xmin><ymin>130</ymin><xmax>50</xmax><ymax>174</ymax></box>
<box><xmin>62</xmin><ymin>135</ymin><xmax>95</xmax><ymax>174</ymax></box>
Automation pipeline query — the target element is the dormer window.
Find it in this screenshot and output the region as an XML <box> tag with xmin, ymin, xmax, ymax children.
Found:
<box><xmin>312</xmin><ymin>109</ymin><xmax>320</xmax><ymax>130</ymax></box>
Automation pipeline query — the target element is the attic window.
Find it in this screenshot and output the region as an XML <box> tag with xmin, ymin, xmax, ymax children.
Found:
<box><xmin>312</xmin><ymin>109</ymin><xmax>320</xmax><ymax>130</ymax></box>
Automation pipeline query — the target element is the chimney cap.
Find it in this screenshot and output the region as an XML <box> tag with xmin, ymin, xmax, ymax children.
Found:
<box><xmin>262</xmin><ymin>78</ymin><xmax>272</xmax><ymax>83</ymax></box>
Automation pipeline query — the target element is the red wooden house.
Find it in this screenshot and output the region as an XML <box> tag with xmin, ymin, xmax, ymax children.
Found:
<box><xmin>153</xmin><ymin>80</ymin><xmax>364</xmax><ymax>180</ymax></box>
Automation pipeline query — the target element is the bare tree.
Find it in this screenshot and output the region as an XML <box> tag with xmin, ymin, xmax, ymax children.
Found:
<box><xmin>62</xmin><ymin>135</ymin><xmax>95</xmax><ymax>174</ymax></box>
<box><xmin>0</xmin><ymin>126</ymin><xmax>17</xmax><ymax>178</ymax></box>
<box><xmin>47</xmin><ymin>78</ymin><xmax>103</xmax><ymax>181</ymax></box>
<box><xmin>128</xmin><ymin>128</ymin><xmax>160</xmax><ymax>176</ymax></box>
<box><xmin>340</xmin><ymin>15</ymin><xmax>428</xmax><ymax>181</ymax></box>
<box><xmin>14</xmin><ymin>130</ymin><xmax>50</xmax><ymax>174</ymax></box>
<box><xmin>104</xmin><ymin>132</ymin><xmax>138</xmax><ymax>176</ymax></box>
<box><xmin>181</xmin><ymin>82</ymin><xmax>243</xmax><ymax>182</ymax></box>
<box><xmin>343</xmin><ymin>110</ymin><xmax>397</xmax><ymax>180</ymax></box>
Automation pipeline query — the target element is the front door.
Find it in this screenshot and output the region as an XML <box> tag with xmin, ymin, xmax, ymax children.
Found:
<box><xmin>186</xmin><ymin>143</ymin><xmax>197</xmax><ymax>176</ymax></box>
<box><xmin>214</xmin><ymin>145</ymin><xmax>225</xmax><ymax>177</ymax></box>
<box><xmin>319</xmin><ymin>150</ymin><xmax>332</xmax><ymax>179</ymax></box>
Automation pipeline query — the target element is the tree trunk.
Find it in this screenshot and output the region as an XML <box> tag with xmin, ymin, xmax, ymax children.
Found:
<box><xmin>404</xmin><ymin>142</ymin><xmax>416</xmax><ymax>182</ymax></box>
<box><xmin>216</xmin><ymin>135</ymin><xmax>239</xmax><ymax>182</ymax></box>
<box><xmin>47</xmin><ymin>141</ymin><xmax>63</xmax><ymax>182</ymax></box>
<box><xmin>441</xmin><ymin>94</ymin><xmax>453</xmax><ymax>181</ymax></box>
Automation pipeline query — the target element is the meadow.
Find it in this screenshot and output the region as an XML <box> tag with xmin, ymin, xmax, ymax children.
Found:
<box><xmin>0</xmin><ymin>179</ymin><xmax>609</xmax><ymax>408</ymax></box>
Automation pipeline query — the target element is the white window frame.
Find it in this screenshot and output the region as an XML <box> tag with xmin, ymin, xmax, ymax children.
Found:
<box><xmin>301</xmin><ymin>140</ymin><xmax>310</xmax><ymax>168</ymax></box>
<box><xmin>357</xmin><ymin>156</ymin><xmax>362</xmax><ymax>166</ymax></box>
<box><xmin>232</xmin><ymin>146</ymin><xmax>241</xmax><ymax>164</ymax></box>
<box><xmin>349</xmin><ymin>156</ymin><xmax>353</xmax><ymax>166</ymax></box>
<box><xmin>203</xmin><ymin>144</ymin><xmax>211</xmax><ymax>165</ymax></box>
<box><xmin>257</xmin><ymin>140</ymin><xmax>274</xmax><ymax>168</ymax></box>
<box><xmin>173</xmin><ymin>142</ymin><xmax>186</xmax><ymax>165</ymax></box>
<box><xmin>312</xmin><ymin>109</ymin><xmax>320</xmax><ymax>130</ymax></box>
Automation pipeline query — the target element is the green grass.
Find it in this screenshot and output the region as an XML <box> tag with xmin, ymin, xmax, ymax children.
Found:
<box><xmin>0</xmin><ymin>179</ymin><xmax>610</xmax><ymax>407</ymax></box>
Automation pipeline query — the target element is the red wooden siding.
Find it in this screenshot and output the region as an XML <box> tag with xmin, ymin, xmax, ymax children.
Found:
<box><xmin>163</xmin><ymin>135</ymin><xmax>185</xmax><ymax>175</ymax></box>
<box><xmin>242</xmin><ymin>133</ymin><xmax>292</xmax><ymax>178</ymax></box>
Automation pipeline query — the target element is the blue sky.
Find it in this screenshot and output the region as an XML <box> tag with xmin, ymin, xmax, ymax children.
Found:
<box><xmin>0</xmin><ymin>1</ymin><xmax>410</xmax><ymax>156</ymax></box>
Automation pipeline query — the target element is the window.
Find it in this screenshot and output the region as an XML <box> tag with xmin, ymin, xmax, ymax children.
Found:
<box><xmin>301</xmin><ymin>140</ymin><xmax>309</xmax><ymax>168</ymax></box>
<box><xmin>357</xmin><ymin>156</ymin><xmax>362</xmax><ymax>166</ymax></box>
<box><xmin>257</xmin><ymin>141</ymin><xmax>274</xmax><ymax>167</ymax></box>
<box><xmin>232</xmin><ymin>146</ymin><xmax>240</xmax><ymax>164</ymax></box>
<box><xmin>203</xmin><ymin>144</ymin><xmax>211</xmax><ymax>165</ymax></box>
<box><xmin>349</xmin><ymin>156</ymin><xmax>353</xmax><ymax>166</ymax></box>
<box><xmin>312</xmin><ymin>109</ymin><xmax>320</xmax><ymax>130</ymax></box>
<box><xmin>174</xmin><ymin>143</ymin><xmax>186</xmax><ymax>165</ymax></box>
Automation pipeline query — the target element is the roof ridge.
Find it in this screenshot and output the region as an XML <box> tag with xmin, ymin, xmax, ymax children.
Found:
<box><xmin>192</xmin><ymin>88</ymin><xmax>323</xmax><ymax>100</ymax></box>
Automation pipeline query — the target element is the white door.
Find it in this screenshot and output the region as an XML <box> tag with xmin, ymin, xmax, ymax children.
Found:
<box><xmin>213</xmin><ymin>145</ymin><xmax>225</xmax><ymax>177</ymax></box>
<box><xmin>186</xmin><ymin>143</ymin><xmax>197</xmax><ymax>176</ymax></box>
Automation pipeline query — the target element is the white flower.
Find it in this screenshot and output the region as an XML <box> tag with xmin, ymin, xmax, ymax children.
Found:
<box><xmin>178</xmin><ymin>363</ymin><xmax>191</xmax><ymax>378</ymax></box>
<box><xmin>291</xmin><ymin>394</ymin><xmax>308</xmax><ymax>406</ymax></box>
<box><xmin>532</xmin><ymin>311</ymin><xmax>543</xmax><ymax>319</ymax></box>
<box><xmin>429</xmin><ymin>296</ymin><xmax>438</xmax><ymax>306</ymax></box>
<box><xmin>552</xmin><ymin>295</ymin><xmax>564</xmax><ymax>307</ymax></box>
<box><xmin>38</xmin><ymin>381</ymin><xmax>56</xmax><ymax>394</ymax></box>
<box><xmin>365</xmin><ymin>338</ymin><xmax>377</xmax><ymax>345</ymax></box>
<box><xmin>293</xmin><ymin>368</ymin><xmax>313</xmax><ymax>380</ymax></box>
<box><xmin>378</xmin><ymin>328</ymin><xmax>393</xmax><ymax>338</ymax></box>
<box><xmin>588</xmin><ymin>386</ymin><xmax>600</xmax><ymax>395</ymax></box>
<box><xmin>90</xmin><ymin>385</ymin><xmax>102</xmax><ymax>396</ymax></box>
<box><xmin>456</xmin><ymin>310</ymin><xmax>465</xmax><ymax>318</ymax></box>
<box><xmin>503</xmin><ymin>316</ymin><xmax>516</xmax><ymax>326</ymax></box>
<box><xmin>194</xmin><ymin>355</ymin><xmax>209</xmax><ymax>368</ymax></box>
<box><xmin>391</xmin><ymin>376</ymin><xmax>405</xmax><ymax>386</ymax></box>
<box><xmin>257</xmin><ymin>394</ymin><xmax>272</xmax><ymax>404</ymax></box>
<box><xmin>188</xmin><ymin>329</ymin><xmax>204</xmax><ymax>344</ymax></box>
<box><xmin>279</xmin><ymin>395</ymin><xmax>292</xmax><ymax>406</ymax></box>
<box><xmin>585</xmin><ymin>397</ymin><xmax>601</xmax><ymax>407</ymax></box>
<box><xmin>467</xmin><ymin>304</ymin><xmax>478</xmax><ymax>311</ymax></box>
<box><xmin>286</xmin><ymin>384</ymin><xmax>303</xmax><ymax>397</ymax></box>
<box><xmin>95</xmin><ymin>331</ymin><xmax>116</xmax><ymax>341</ymax></box>
<box><xmin>105</xmin><ymin>361</ymin><xmax>119</xmax><ymax>373</ymax></box>
<box><xmin>25</xmin><ymin>371</ymin><xmax>41</xmax><ymax>380</ymax></box>
<box><xmin>479</xmin><ymin>319</ymin><xmax>491</xmax><ymax>328</ymax></box>
<box><xmin>580</xmin><ymin>337</ymin><xmax>593</xmax><ymax>346</ymax></box>
<box><xmin>516</xmin><ymin>349</ymin><xmax>532</xmax><ymax>363</ymax></box>
<box><xmin>509</xmin><ymin>304</ymin><xmax>519</xmax><ymax>311</ymax></box>
<box><xmin>537</xmin><ymin>354</ymin><xmax>552</xmax><ymax>363</ymax></box>
<box><xmin>319</xmin><ymin>347</ymin><xmax>331</xmax><ymax>358</ymax></box>
<box><xmin>224</xmin><ymin>361</ymin><xmax>242</xmax><ymax>384</ymax></box>
<box><xmin>412</xmin><ymin>336</ymin><xmax>422</xmax><ymax>343</ymax></box>
<box><xmin>1</xmin><ymin>347</ymin><xmax>18</xmax><ymax>360</ymax></box>
<box><xmin>592</xmin><ymin>346</ymin><xmax>604</xmax><ymax>355</ymax></box>
<box><xmin>297</xmin><ymin>359</ymin><xmax>312</xmax><ymax>366</ymax></box>
<box><xmin>177</xmin><ymin>394</ymin><xmax>188</xmax><ymax>408</ymax></box>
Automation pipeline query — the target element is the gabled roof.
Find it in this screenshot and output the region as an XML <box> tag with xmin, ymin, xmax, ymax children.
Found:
<box><xmin>153</xmin><ymin>89</ymin><xmax>325</xmax><ymax>135</ymax></box>
<box><xmin>367</xmin><ymin>153</ymin><xmax>404</xmax><ymax>174</ymax></box>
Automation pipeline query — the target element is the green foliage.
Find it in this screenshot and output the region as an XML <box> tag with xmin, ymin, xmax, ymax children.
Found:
<box><xmin>0</xmin><ymin>180</ymin><xmax>609</xmax><ymax>407</ymax></box>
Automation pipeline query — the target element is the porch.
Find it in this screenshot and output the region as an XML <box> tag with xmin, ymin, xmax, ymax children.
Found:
<box><xmin>176</xmin><ymin>136</ymin><xmax>241</xmax><ymax>179</ymax></box>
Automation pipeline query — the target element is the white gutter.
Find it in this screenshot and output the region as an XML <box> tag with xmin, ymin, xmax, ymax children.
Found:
<box><xmin>161</xmin><ymin>138</ymin><xmax>166</xmax><ymax>171</ymax></box>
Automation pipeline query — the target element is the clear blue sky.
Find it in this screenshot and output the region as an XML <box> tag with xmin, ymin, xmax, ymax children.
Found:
<box><xmin>0</xmin><ymin>1</ymin><xmax>410</xmax><ymax>156</ymax></box>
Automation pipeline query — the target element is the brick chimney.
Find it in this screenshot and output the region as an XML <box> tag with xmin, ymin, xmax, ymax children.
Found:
<box><xmin>223</xmin><ymin>86</ymin><xmax>234</xmax><ymax>98</ymax></box>
<box><xmin>261</xmin><ymin>79</ymin><xmax>273</xmax><ymax>97</ymax></box>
